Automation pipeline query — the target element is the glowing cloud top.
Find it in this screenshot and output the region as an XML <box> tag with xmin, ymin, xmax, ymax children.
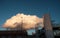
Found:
<box><xmin>3</xmin><ymin>13</ymin><xmax>43</xmax><ymax>30</ymax></box>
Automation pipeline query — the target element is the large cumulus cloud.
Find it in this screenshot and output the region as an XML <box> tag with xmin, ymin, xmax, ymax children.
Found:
<box><xmin>3</xmin><ymin>13</ymin><xmax>43</xmax><ymax>30</ymax></box>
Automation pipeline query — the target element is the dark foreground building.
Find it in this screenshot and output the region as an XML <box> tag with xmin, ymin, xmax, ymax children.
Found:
<box><xmin>0</xmin><ymin>29</ymin><xmax>46</xmax><ymax>38</ymax></box>
<box><xmin>0</xmin><ymin>30</ymin><xmax>27</xmax><ymax>38</ymax></box>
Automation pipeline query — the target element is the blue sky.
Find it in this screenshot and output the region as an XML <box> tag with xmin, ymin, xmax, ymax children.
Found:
<box><xmin>0</xmin><ymin>0</ymin><xmax>60</xmax><ymax>32</ymax></box>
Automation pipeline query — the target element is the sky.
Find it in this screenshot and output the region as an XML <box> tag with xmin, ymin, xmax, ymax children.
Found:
<box><xmin>0</xmin><ymin>0</ymin><xmax>60</xmax><ymax>35</ymax></box>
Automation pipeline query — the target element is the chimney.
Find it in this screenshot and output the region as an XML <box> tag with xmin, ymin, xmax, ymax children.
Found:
<box><xmin>43</xmin><ymin>14</ymin><xmax>54</xmax><ymax>38</ymax></box>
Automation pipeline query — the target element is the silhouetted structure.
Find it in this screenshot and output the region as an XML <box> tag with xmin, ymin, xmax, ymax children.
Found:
<box><xmin>37</xmin><ymin>28</ymin><xmax>46</xmax><ymax>38</ymax></box>
<box><xmin>53</xmin><ymin>24</ymin><xmax>60</xmax><ymax>38</ymax></box>
<box><xmin>0</xmin><ymin>30</ymin><xmax>27</xmax><ymax>38</ymax></box>
<box><xmin>43</xmin><ymin>14</ymin><xmax>54</xmax><ymax>38</ymax></box>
